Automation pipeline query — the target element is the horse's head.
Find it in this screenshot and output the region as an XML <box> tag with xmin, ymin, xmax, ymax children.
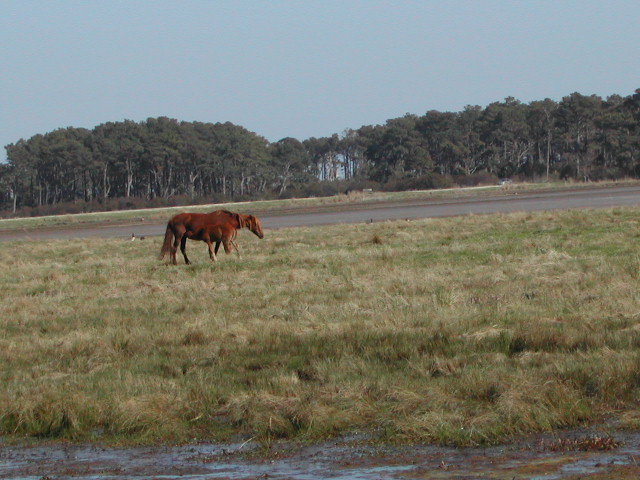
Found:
<box><xmin>247</xmin><ymin>215</ymin><xmax>264</xmax><ymax>239</ymax></box>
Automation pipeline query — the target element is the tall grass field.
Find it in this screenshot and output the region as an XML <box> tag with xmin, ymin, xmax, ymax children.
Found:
<box><xmin>2</xmin><ymin>207</ymin><xmax>640</xmax><ymax>447</ymax></box>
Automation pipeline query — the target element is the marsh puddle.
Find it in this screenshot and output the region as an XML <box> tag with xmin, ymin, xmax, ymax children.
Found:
<box><xmin>2</xmin><ymin>431</ymin><xmax>640</xmax><ymax>479</ymax></box>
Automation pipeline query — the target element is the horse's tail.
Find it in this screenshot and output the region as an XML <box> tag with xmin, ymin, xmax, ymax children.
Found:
<box><xmin>159</xmin><ymin>224</ymin><xmax>174</xmax><ymax>260</ymax></box>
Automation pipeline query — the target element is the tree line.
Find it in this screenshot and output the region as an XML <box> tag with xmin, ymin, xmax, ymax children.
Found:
<box><xmin>2</xmin><ymin>89</ymin><xmax>640</xmax><ymax>215</ymax></box>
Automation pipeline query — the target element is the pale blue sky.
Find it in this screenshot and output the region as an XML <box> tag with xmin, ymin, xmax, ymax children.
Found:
<box><xmin>2</xmin><ymin>0</ymin><xmax>639</xmax><ymax>161</ymax></box>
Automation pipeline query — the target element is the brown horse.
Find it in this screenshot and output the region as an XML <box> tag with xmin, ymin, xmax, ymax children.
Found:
<box><xmin>159</xmin><ymin>210</ymin><xmax>264</xmax><ymax>265</ymax></box>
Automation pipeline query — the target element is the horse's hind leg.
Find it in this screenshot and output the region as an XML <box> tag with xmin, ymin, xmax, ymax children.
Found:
<box><xmin>170</xmin><ymin>235</ymin><xmax>179</xmax><ymax>265</ymax></box>
<box><xmin>169</xmin><ymin>242</ymin><xmax>178</xmax><ymax>265</ymax></box>
<box><xmin>206</xmin><ymin>238</ymin><xmax>217</xmax><ymax>262</ymax></box>
<box><xmin>180</xmin><ymin>235</ymin><xmax>191</xmax><ymax>265</ymax></box>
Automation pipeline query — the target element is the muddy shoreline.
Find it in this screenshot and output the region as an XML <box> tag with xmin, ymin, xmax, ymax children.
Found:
<box><xmin>3</xmin><ymin>430</ymin><xmax>640</xmax><ymax>479</ymax></box>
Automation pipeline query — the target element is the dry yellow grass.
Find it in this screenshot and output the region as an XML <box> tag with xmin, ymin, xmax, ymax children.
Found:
<box><xmin>2</xmin><ymin>207</ymin><xmax>640</xmax><ymax>446</ymax></box>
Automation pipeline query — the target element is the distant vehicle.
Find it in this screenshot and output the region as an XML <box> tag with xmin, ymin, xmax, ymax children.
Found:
<box><xmin>498</xmin><ymin>178</ymin><xmax>513</xmax><ymax>185</ymax></box>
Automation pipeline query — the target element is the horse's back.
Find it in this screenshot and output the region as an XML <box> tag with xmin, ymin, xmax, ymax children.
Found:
<box><xmin>208</xmin><ymin>209</ymin><xmax>236</xmax><ymax>221</ymax></box>
<box><xmin>169</xmin><ymin>212</ymin><xmax>193</xmax><ymax>225</ymax></box>
<box><xmin>170</xmin><ymin>212</ymin><xmax>210</xmax><ymax>228</ymax></box>
<box><xmin>169</xmin><ymin>210</ymin><xmax>242</xmax><ymax>234</ymax></box>
<box><xmin>206</xmin><ymin>210</ymin><xmax>241</xmax><ymax>228</ymax></box>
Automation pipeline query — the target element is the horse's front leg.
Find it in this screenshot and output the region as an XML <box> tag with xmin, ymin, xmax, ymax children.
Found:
<box><xmin>230</xmin><ymin>230</ymin><xmax>241</xmax><ymax>257</ymax></box>
<box><xmin>180</xmin><ymin>235</ymin><xmax>191</xmax><ymax>265</ymax></box>
<box><xmin>222</xmin><ymin>237</ymin><xmax>233</xmax><ymax>255</ymax></box>
<box><xmin>206</xmin><ymin>238</ymin><xmax>217</xmax><ymax>262</ymax></box>
<box><xmin>232</xmin><ymin>240</ymin><xmax>241</xmax><ymax>257</ymax></box>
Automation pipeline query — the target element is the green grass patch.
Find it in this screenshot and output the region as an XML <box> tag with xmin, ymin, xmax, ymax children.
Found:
<box><xmin>2</xmin><ymin>207</ymin><xmax>640</xmax><ymax>447</ymax></box>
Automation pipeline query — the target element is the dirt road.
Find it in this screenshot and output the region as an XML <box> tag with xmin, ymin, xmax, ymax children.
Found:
<box><xmin>2</xmin><ymin>185</ymin><xmax>640</xmax><ymax>242</ymax></box>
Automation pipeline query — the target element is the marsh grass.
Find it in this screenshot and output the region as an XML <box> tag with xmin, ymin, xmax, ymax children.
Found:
<box><xmin>2</xmin><ymin>207</ymin><xmax>640</xmax><ymax>446</ymax></box>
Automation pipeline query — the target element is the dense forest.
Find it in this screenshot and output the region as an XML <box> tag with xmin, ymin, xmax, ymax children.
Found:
<box><xmin>2</xmin><ymin>89</ymin><xmax>640</xmax><ymax>216</ymax></box>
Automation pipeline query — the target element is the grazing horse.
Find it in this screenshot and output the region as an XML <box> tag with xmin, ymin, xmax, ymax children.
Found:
<box><xmin>159</xmin><ymin>210</ymin><xmax>264</xmax><ymax>265</ymax></box>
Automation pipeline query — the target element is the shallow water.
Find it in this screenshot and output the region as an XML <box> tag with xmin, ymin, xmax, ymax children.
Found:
<box><xmin>2</xmin><ymin>431</ymin><xmax>640</xmax><ymax>479</ymax></box>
